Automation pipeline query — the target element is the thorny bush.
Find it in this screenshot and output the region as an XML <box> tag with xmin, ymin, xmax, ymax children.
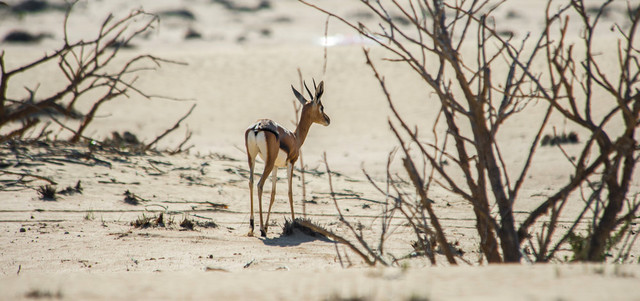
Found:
<box><xmin>303</xmin><ymin>0</ymin><xmax>640</xmax><ymax>264</ymax></box>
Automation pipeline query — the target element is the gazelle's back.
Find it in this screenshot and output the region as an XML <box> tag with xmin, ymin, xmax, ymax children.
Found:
<box><xmin>246</xmin><ymin>120</ymin><xmax>289</xmax><ymax>168</ymax></box>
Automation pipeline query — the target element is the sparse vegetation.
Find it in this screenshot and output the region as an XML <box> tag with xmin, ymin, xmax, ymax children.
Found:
<box><xmin>324</xmin><ymin>295</ymin><xmax>369</xmax><ymax>301</ymax></box>
<box><xmin>212</xmin><ymin>0</ymin><xmax>271</xmax><ymax>13</ymax></box>
<box><xmin>131</xmin><ymin>213</ymin><xmax>168</xmax><ymax>229</ymax></box>
<box><xmin>131</xmin><ymin>212</ymin><xmax>218</xmax><ymax>231</ymax></box>
<box><xmin>282</xmin><ymin>217</ymin><xmax>327</xmax><ymax>238</ymax></box>
<box><xmin>84</xmin><ymin>211</ymin><xmax>95</xmax><ymax>221</ymax></box>
<box><xmin>1</xmin><ymin>0</ymin><xmax>639</xmax><ymax>298</ymax></box>
<box><xmin>36</xmin><ymin>184</ymin><xmax>56</xmax><ymax>200</ymax></box>
<box><xmin>123</xmin><ymin>190</ymin><xmax>145</xmax><ymax>205</ymax></box>
<box><xmin>180</xmin><ymin>216</ymin><xmax>195</xmax><ymax>230</ymax></box>
<box><xmin>540</xmin><ymin>132</ymin><xmax>579</xmax><ymax>147</ymax></box>
<box><xmin>196</xmin><ymin>220</ymin><xmax>219</xmax><ymax>229</ymax></box>
<box><xmin>303</xmin><ymin>0</ymin><xmax>640</xmax><ymax>264</ymax></box>
<box><xmin>24</xmin><ymin>288</ymin><xmax>63</xmax><ymax>299</ymax></box>
<box><xmin>0</xmin><ymin>2</ymin><xmax>194</xmax><ymax>151</ymax></box>
<box><xmin>59</xmin><ymin>180</ymin><xmax>82</xmax><ymax>195</ymax></box>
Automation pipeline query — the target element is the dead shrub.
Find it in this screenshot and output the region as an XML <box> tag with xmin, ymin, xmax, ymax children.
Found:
<box><xmin>303</xmin><ymin>0</ymin><xmax>640</xmax><ymax>264</ymax></box>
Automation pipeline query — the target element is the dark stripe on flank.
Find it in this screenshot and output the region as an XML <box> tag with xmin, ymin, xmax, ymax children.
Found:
<box><xmin>279</xmin><ymin>140</ymin><xmax>289</xmax><ymax>154</ymax></box>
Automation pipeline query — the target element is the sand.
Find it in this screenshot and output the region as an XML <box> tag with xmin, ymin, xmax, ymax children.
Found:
<box><xmin>1</xmin><ymin>0</ymin><xmax>639</xmax><ymax>300</ymax></box>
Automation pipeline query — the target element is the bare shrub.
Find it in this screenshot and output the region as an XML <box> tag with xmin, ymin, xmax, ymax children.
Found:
<box><xmin>302</xmin><ymin>0</ymin><xmax>640</xmax><ymax>263</ymax></box>
<box><xmin>0</xmin><ymin>2</ymin><xmax>189</xmax><ymax>148</ymax></box>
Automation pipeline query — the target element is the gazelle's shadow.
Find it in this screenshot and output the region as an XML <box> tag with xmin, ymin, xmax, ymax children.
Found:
<box><xmin>261</xmin><ymin>229</ymin><xmax>333</xmax><ymax>247</ymax></box>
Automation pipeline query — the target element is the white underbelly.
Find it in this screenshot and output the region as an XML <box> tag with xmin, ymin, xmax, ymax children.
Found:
<box><xmin>251</xmin><ymin>131</ymin><xmax>288</xmax><ymax>167</ymax></box>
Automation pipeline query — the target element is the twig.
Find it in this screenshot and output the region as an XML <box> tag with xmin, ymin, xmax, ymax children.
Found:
<box><xmin>334</xmin><ymin>241</ymin><xmax>345</xmax><ymax>268</ymax></box>
<box><xmin>168</xmin><ymin>128</ymin><xmax>193</xmax><ymax>155</ymax></box>
<box><xmin>322</xmin><ymin>152</ymin><xmax>388</xmax><ymax>266</ymax></box>
<box><xmin>0</xmin><ymin>119</ymin><xmax>39</xmax><ymax>143</ymax></box>
<box><xmin>146</xmin><ymin>104</ymin><xmax>196</xmax><ymax>150</ymax></box>
<box><xmin>295</xmin><ymin>68</ymin><xmax>307</xmax><ymax>217</ymax></box>
<box><xmin>1</xmin><ymin>170</ymin><xmax>57</xmax><ymax>185</ymax></box>
<box><xmin>391</xmin><ymin>123</ymin><xmax>456</xmax><ymax>265</ymax></box>
<box><xmin>323</xmin><ymin>15</ymin><xmax>330</xmax><ymax>75</ymax></box>
<box><xmin>297</xmin><ymin>219</ymin><xmax>375</xmax><ymax>266</ymax></box>
<box><xmin>243</xmin><ymin>258</ymin><xmax>255</xmax><ymax>269</ymax></box>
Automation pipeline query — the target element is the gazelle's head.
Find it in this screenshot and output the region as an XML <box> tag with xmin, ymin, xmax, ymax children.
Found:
<box><xmin>292</xmin><ymin>79</ymin><xmax>330</xmax><ymax>126</ymax></box>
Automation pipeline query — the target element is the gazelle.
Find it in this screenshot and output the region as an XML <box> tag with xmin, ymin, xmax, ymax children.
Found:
<box><xmin>244</xmin><ymin>79</ymin><xmax>330</xmax><ymax>237</ymax></box>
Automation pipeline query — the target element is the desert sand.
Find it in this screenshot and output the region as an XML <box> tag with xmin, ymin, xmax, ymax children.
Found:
<box><xmin>1</xmin><ymin>0</ymin><xmax>639</xmax><ymax>300</ymax></box>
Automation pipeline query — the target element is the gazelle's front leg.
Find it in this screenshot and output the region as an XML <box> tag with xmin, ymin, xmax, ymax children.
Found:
<box><xmin>264</xmin><ymin>168</ymin><xmax>278</xmax><ymax>234</ymax></box>
<box><xmin>287</xmin><ymin>162</ymin><xmax>295</xmax><ymax>221</ymax></box>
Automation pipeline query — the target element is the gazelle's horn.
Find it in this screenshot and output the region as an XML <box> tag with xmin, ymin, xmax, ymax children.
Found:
<box><xmin>304</xmin><ymin>81</ymin><xmax>314</xmax><ymax>100</ymax></box>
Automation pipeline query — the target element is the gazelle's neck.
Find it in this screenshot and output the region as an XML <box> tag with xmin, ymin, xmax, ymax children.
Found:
<box><xmin>294</xmin><ymin>107</ymin><xmax>314</xmax><ymax>147</ymax></box>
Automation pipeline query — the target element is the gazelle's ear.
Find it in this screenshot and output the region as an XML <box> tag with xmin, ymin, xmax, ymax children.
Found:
<box><xmin>291</xmin><ymin>85</ymin><xmax>307</xmax><ymax>105</ymax></box>
<box><xmin>315</xmin><ymin>81</ymin><xmax>324</xmax><ymax>101</ymax></box>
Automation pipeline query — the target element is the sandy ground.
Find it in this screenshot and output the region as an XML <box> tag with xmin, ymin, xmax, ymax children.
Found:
<box><xmin>1</xmin><ymin>0</ymin><xmax>640</xmax><ymax>300</ymax></box>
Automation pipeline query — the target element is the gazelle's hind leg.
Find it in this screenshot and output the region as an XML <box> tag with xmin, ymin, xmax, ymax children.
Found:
<box><xmin>287</xmin><ymin>163</ymin><xmax>295</xmax><ymax>221</ymax></box>
<box><xmin>247</xmin><ymin>157</ymin><xmax>256</xmax><ymax>236</ymax></box>
<box><xmin>245</xmin><ymin>130</ymin><xmax>258</xmax><ymax>236</ymax></box>
<box><xmin>264</xmin><ymin>168</ymin><xmax>278</xmax><ymax>234</ymax></box>
<box><xmin>256</xmin><ymin>131</ymin><xmax>279</xmax><ymax>237</ymax></box>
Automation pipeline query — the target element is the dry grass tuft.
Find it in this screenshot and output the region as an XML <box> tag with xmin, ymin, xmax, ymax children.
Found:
<box><xmin>131</xmin><ymin>213</ymin><xmax>216</xmax><ymax>230</ymax></box>
<box><xmin>24</xmin><ymin>288</ymin><xmax>63</xmax><ymax>299</ymax></box>
<box><xmin>180</xmin><ymin>216</ymin><xmax>195</xmax><ymax>230</ymax></box>
<box><xmin>324</xmin><ymin>294</ymin><xmax>370</xmax><ymax>301</ymax></box>
<box><xmin>131</xmin><ymin>214</ymin><xmax>154</xmax><ymax>229</ymax></box>
<box><xmin>282</xmin><ymin>217</ymin><xmax>327</xmax><ymax>238</ymax></box>
<box><xmin>196</xmin><ymin>220</ymin><xmax>218</xmax><ymax>228</ymax></box>
<box><xmin>131</xmin><ymin>213</ymin><xmax>168</xmax><ymax>229</ymax></box>
<box><xmin>36</xmin><ymin>185</ymin><xmax>57</xmax><ymax>200</ymax></box>
<box><xmin>123</xmin><ymin>190</ymin><xmax>147</xmax><ymax>205</ymax></box>
<box><xmin>59</xmin><ymin>180</ymin><xmax>83</xmax><ymax>195</ymax></box>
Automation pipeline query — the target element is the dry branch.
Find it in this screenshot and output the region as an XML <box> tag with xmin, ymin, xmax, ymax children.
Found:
<box><xmin>390</xmin><ymin>123</ymin><xmax>456</xmax><ymax>264</ymax></box>
<box><xmin>1</xmin><ymin>170</ymin><xmax>57</xmax><ymax>185</ymax></box>
<box><xmin>145</xmin><ymin>104</ymin><xmax>196</xmax><ymax>151</ymax></box>
<box><xmin>323</xmin><ymin>152</ymin><xmax>389</xmax><ymax>266</ymax></box>
<box><xmin>303</xmin><ymin>0</ymin><xmax>640</xmax><ymax>263</ymax></box>
<box><xmin>1</xmin><ymin>3</ymin><xmax>189</xmax><ymax>150</ymax></box>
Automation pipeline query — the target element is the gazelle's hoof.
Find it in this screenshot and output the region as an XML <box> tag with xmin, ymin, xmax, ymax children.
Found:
<box><xmin>248</xmin><ymin>229</ymin><xmax>254</xmax><ymax>237</ymax></box>
<box><xmin>260</xmin><ymin>229</ymin><xmax>267</xmax><ymax>237</ymax></box>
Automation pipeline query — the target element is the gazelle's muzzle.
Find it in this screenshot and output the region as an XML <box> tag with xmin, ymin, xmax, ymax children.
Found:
<box><xmin>322</xmin><ymin>114</ymin><xmax>331</xmax><ymax>126</ymax></box>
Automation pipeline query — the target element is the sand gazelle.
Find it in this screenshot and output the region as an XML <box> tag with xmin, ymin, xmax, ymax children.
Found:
<box><xmin>244</xmin><ymin>79</ymin><xmax>330</xmax><ymax>237</ymax></box>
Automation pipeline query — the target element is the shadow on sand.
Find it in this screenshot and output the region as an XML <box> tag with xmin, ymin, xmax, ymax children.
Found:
<box><xmin>261</xmin><ymin>229</ymin><xmax>333</xmax><ymax>247</ymax></box>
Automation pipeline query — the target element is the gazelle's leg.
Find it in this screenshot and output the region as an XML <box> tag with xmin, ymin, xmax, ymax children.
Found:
<box><xmin>245</xmin><ymin>130</ymin><xmax>257</xmax><ymax>237</ymax></box>
<box><xmin>248</xmin><ymin>156</ymin><xmax>256</xmax><ymax>236</ymax></box>
<box><xmin>287</xmin><ymin>162</ymin><xmax>295</xmax><ymax>221</ymax></box>
<box><xmin>264</xmin><ymin>168</ymin><xmax>278</xmax><ymax>234</ymax></box>
<box><xmin>257</xmin><ymin>131</ymin><xmax>278</xmax><ymax>237</ymax></box>
<box><xmin>257</xmin><ymin>165</ymin><xmax>274</xmax><ymax>237</ymax></box>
